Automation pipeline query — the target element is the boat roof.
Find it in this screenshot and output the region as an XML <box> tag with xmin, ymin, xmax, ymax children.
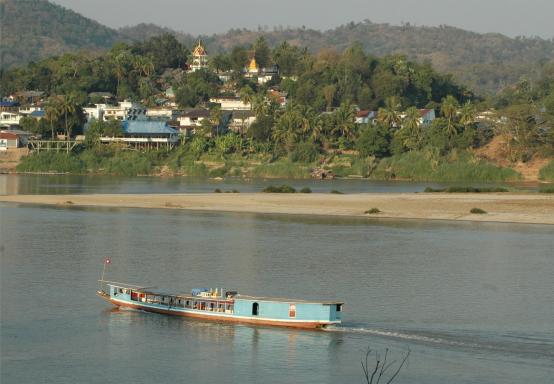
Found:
<box><xmin>101</xmin><ymin>281</ymin><xmax>343</xmax><ymax>305</ymax></box>
<box><xmin>236</xmin><ymin>294</ymin><xmax>343</xmax><ymax>305</ymax></box>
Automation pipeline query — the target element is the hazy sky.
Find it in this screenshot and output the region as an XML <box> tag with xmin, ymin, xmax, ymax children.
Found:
<box><xmin>52</xmin><ymin>0</ymin><xmax>554</xmax><ymax>38</ymax></box>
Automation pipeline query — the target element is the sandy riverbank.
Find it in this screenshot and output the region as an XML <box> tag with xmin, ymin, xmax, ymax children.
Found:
<box><xmin>1</xmin><ymin>192</ymin><xmax>553</xmax><ymax>225</ymax></box>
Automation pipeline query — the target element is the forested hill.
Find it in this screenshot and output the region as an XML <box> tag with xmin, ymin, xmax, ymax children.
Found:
<box><xmin>3</xmin><ymin>0</ymin><xmax>554</xmax><ymax>94</ymax></box>
<box><xmin>0</xmin><ymin>0</ymin><xmax>125</xmax><ymax>68</ymax></box>
<box><xmin>189</xmin><ymin>23</ymin><xmax>554</xmax><ymax>94</ymax></box>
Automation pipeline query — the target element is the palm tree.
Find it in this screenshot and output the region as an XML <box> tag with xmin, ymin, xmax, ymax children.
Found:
<box><xmin>210</xmin><ymin>106</ymin><xmax>222</xmax><ymax>135</ymax></box>
<box><xmin>57</xmin><ymin>94</ymin><xmax>78</xmax><ymax>141</ymax></box>
<box><xmin>44</xmin><ymin>97</ymin><xmax>61</xmax><ymax>140</ymax></box>
<box><xmin>112</xmin><ymin>51</ymin><xmax>131</xmax><ymax>98</ymax></box>
<box><xmin>298</xmin><ymin>105</ymin><xmax>317</xmax><ymax>140</ymax></box>
<box><xmin>401</xmin><ymin>106</ymin><xmax>423</xmax><ymax>150</ymax></box>
<box><xmin>377</xmin><ymin>96</ymin><xmax>402</xmax><ymax>129</ymax></box>
<box><xmin>441</xmin><ymin>95</ymin><xmax>459</xmax><ymax>137</ymax></box>
<box><xmin>251</xmin><ymin>94</ymin><xmax>269</xmax><ymax>118</ymax></box>
<box><xmin>459</xmin><ymin>101</ymin><xmax>476</xmax><ymax>130</ymax></box>
<box><xmin>239</xmin><ymin>87</ymin><xmax>254</xmax><ymax>106</ymax></box>
<box><xmin>332</xmin><ymin>102</ymin><xmax>356</xmax><ymax>141</ymax></box>
<box><xmin>273</xmin><ymin>103</ymin><xmax>301</xmax><ymax>150</ymax></box>
<box><xmin>322</xmin><ymin>84</ymin><xmax>336</xmax><ymax>111</ymax></box>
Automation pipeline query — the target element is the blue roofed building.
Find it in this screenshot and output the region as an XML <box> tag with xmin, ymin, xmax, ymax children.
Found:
<box><xmin>99</xmin><ymin>120</ymin><xmax>179</xmax><ymax>150</ymax></box>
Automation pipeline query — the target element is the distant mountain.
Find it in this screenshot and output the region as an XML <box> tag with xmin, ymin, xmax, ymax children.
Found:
<box><xmin>2</xmin><ymin>1</ymin><xmax>554</xmax><ymax>94</ymax></box>
<box><xmin>192</xmin><ymin>22</ymin><xmax>554</xmax><ymax>94</ymax></box>
<box><xmin>0</xmin><ymin>0</ymin><xmax>125</xmax><ymax>68</ymax></box>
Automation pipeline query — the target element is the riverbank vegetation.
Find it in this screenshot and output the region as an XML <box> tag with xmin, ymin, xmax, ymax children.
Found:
<box><xmin>5</xmin><ymin>34</ymin><xmax>554</xmax><ymax>182</ymax></box>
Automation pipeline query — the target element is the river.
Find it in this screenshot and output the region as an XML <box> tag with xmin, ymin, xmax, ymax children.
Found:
<box><xmin>1</xmin><ymin>175</ymin><xmax>552</xmax><ymax>383</ymax></box>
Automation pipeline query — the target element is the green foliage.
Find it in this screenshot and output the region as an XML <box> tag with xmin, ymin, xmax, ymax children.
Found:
<box><xmin>288</xmin><ymin>141</ymin><xmax>320</xmax><ymax>163</ymax></box>
<box><xmin>262</xmin><ymin>185</ymin><xmax>297</xmax><ymax>193</ymax></box>
<box><xmin>424</xmin><ymin>186</ymin><xmax>509</xmax><ymax>193</ymax></box>
<box><xmin>365</xmin><ymin>208</ymin><xmax>381</xmax><ymax>214</ymax></box>
<box><xmin>538</xmin><ymin>185</ymin><xmax>554</xmax><ymax>193</ymax></box>
<box><xmin>538</xmin><ymin>161</ymin><xmax>554</xmax><ymax>181</ymax></box>
<box><xmin>251</xmin><ymin>162</ymin><xmax>311</xmax><ymax>178</ymax></box>
<box><xmin>330</xmin><ymin>190</ymin><xmax>344</xmax><ymax>194</ymax></box>
<box><xmin>356</xmin><ymin>124</ymin><xmax>391</xmax><ymax>158</ymax></box>
<box><xmin>17</xmin><ymin>152</ymin><xmax>83</xmax><ymax>173</ymax></box>
<box><xmin>299</xmin><ymin>187</ymin><xmax>312</xmax><ymax>193</ymax></box>
<box><xmin>470</xmin><ymin>207</ymin><xmax>487</xmax><ymax>214</ymax></box>
<box><xmin>372</xmin><ymin>151</ymin><xmax>521</xmax><ymax>182</ymax></box>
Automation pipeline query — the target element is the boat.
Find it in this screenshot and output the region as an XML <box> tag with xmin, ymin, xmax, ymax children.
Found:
<box><xmin>97</xmin><ymin>281</ymin><xmax>343</xmax><ymax>329</ymax></box>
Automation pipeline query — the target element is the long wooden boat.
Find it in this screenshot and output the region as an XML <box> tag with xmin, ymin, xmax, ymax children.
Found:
<box><xmin>97</xmin><ymin>281</ymin><xmax>343</xmax><ymax>329</ymax></box>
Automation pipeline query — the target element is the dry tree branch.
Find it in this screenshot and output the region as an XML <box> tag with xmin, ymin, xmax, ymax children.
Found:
<box><xmin>361</xmin><ymin>346</ymin><xmax>410</xmax><ymax>384</ymax></box>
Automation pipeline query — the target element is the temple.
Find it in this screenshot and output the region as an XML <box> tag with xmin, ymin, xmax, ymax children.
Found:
<box><xmin>190</xmin><ymin>40</ymin><xmax>208</xmax><ymax>72</ymax></box>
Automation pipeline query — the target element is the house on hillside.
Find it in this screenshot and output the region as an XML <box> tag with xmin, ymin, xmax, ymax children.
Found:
<box><xmin>19</xmin><ymin>105</ymin><xmax>43</xmax><ymax>116</ymax></box>
<box><xmin>419</xmin><ymin>109</ymin><xmax>436</xmax><ymax>126</ymax></box>
<box><xmin>83</xmin><ymin>101</ymin><xmax>146</xmax><ymax>122</ymax></box>
<box><xmin>0</xmin><ymin>101</ymin><xmax>20</xmax><ymax>113</ymax></box>
<box><xmin>12</xmin><ymin>91</ymin><xmax>44</xmax><ymax>104</ymax></box>
<box><xmin>0</xmin><ymin>111</ymin><xmax>22</xmax><ymax>128</ymax></box>
<box><xmin>209</xmin><ymin>97</ymin><xmax>251</xmax><ymax>111</ymax></box>
<box><xmin>355</xmin><ymin>110</ymin><xmax>376</xmax><ymax>124</ymax></box>
<box><xmin>229</xmin><ymin>110</ymin><xmax>256</xmax><ymax>133</ymax></box>
<box><xmin>0</xmin><ymin>129</ymin><xmax>31</xmax><ymax>150</ymax></box>
<box><xmin>177</xmin><ymin>108</ymin><xmax>210</xmax><ymax>127</ymax></box>
<box><xmin>267</xmin><ymin>89</ymin><xmax>287</xmax><ymax>107</ymax></box>
<box><xmin>145</xmin><ymin>107</ymin><xmax>178</xmax><ymax>120</ymax></box>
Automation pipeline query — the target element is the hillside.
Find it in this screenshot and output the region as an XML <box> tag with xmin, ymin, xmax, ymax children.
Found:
<box><xmin>0</xmin><ymin>0</ymin><xmax>125</xmax><ymax>68</ymax></box>
<box><xmin>190</xmin><ymin>22</ymin><xmax>554</xmax><ymax>94</ymax></box>
<box><xmin>2</xmin><ymin>1</ymin><xmax>554</xmax><ymax>94</ymax></box>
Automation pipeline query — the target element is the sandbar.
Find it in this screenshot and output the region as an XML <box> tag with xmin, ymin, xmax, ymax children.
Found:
<box><xmin>1</xmin><ymin>192</ymin><xmax>553</xmax><ymax>225</ymax></box>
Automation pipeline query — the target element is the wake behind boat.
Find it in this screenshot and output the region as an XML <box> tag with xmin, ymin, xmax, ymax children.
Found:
<box><xmin>97</xmin><ymin>281</ymin><xmax>343</xmax><ymax>329</ymax></box>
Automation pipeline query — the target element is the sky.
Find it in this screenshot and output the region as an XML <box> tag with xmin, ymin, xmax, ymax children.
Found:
<box><xmin>51</xmin><ymin>0</ymin><xmax>554</xmax><ymax>39</ymax></box>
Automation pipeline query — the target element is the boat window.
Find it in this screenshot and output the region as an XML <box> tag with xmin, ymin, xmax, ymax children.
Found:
<box><xmin>289</xmin><ymin>304</ymin><xmax>296</xmax><ymax>318</ymax></box>
<box><xmin>252</xmin><ymin>302</ymin><xmax>259</xmax><ymax>316</ymax></box>
<box><xmin>336</xmin><ymin>304</ymin><xmax>342</xmax><ymax>312</ymax></box>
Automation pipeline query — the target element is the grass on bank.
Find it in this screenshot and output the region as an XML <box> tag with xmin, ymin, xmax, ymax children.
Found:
<box><xmin>17</xmin><ymin>147</ymin><xmax>524</xmax><ymax>183</ymax></box>
<box><xmin>539</xmin><ymin>160</ymin><xmax>554</xmax><ymax>181</ymax></box>
<box><xmin>539</xmin><ymin>185</ymin><xmax>554</xmax><ymax>193</ymax></box>
<box><xmin>470</xmin><ymin>207</ymin><xmax>487</xmax><ymax>214</ymax></box>
<box><xmin>371</xmin><ymin>151</ymin><xmax>521</xmax><ymax>182</ymax></box>
<box><xmin>424</xmin><ymin>186</ymin><xmax>509</xmax><ymax>193</ymax></box>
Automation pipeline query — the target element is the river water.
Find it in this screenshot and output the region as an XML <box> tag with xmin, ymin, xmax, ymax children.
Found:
<box><xmin>1</xmin><ymin>176</ymin><xmax>553</xmax><ymax>384</ymax></box>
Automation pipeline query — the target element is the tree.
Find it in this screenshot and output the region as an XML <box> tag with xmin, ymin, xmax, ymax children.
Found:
<box><xmin>440</xmin><ymin>95</ymin><xmax>459</xmax><ymax>138</ymax></box>
<box><xmin>57</xmin><ymin>94</ymin><xmax>79</xmax><ymax>141</ymax></box>
<box><xmin>356</xmin><ymin>124</ymin><xmax>391</xmax><ymax>158</ymax></box>
<box><xmin>361</xmin><ymin>347</ymin><xmax>410</xmax><ymax>384</ymax></box>
<box><xmin>323</xmin><ymin>84</ymin><xmax>336</xmax><ymax>111</ymax></box>
<box><xmin>44</xmin><ymin>96</ymin><xmax>62</xmax><ymax>139</ymax></box>
<box><xmin>239</xmin><ymin>86</ymin><xmax>255</xmax><ymax>105</ymax></box>
<box><xmin>400</xmin><ymin>106</ymin><xmax>423</xmax><ymax>150</ymax></box>
<box><xmin>230</xmin><ymin>46</ymin><xmax>249</xmax><ymax>73</ymax></box>
<box><xmin>377</xmin><ymin>96</ymin><xmax>402</xmax><ymax>129</ymax></box>
<box><xmin>332</xmin><ymin>101</ymin><xmax>357</xmax><ymax>141</ymax></box>
<box><xmin>459</xmin><ymin>101</ymin><xmax>477</xmax><ymax>129</ymax></box>
<box><xmin>253</xmin><ymin>37</ymin><xmax>271</xmax><ymax>69</ymax></box>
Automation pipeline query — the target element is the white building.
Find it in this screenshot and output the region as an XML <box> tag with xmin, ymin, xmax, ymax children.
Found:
<box><xmin>0</xmin><ymin>111</ymin><xmax>21</xmax><ymax>127</ymax></box>
<box><xmin>146</xmin><ymin>107</ymin><xmax>178</xmax><ymax>119</ymax></box>
<box><xmin>18</xmin><ymin>106</ymin><xmax>43</xmax><ymax>115</ymax></box>
<box><xmin>83</xmin><ymin>101</ymin><xmax>146</xmax><ymax>122</ymax></box>
<box><xmin>209</xmin><ymin>97</ymin><xmax>251</xmax><ymax>111</ymax></box>
<box><xmin>229</xmin><ymin>110</ymin><xmax>256</xmax><ymax>133</ymax></box>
